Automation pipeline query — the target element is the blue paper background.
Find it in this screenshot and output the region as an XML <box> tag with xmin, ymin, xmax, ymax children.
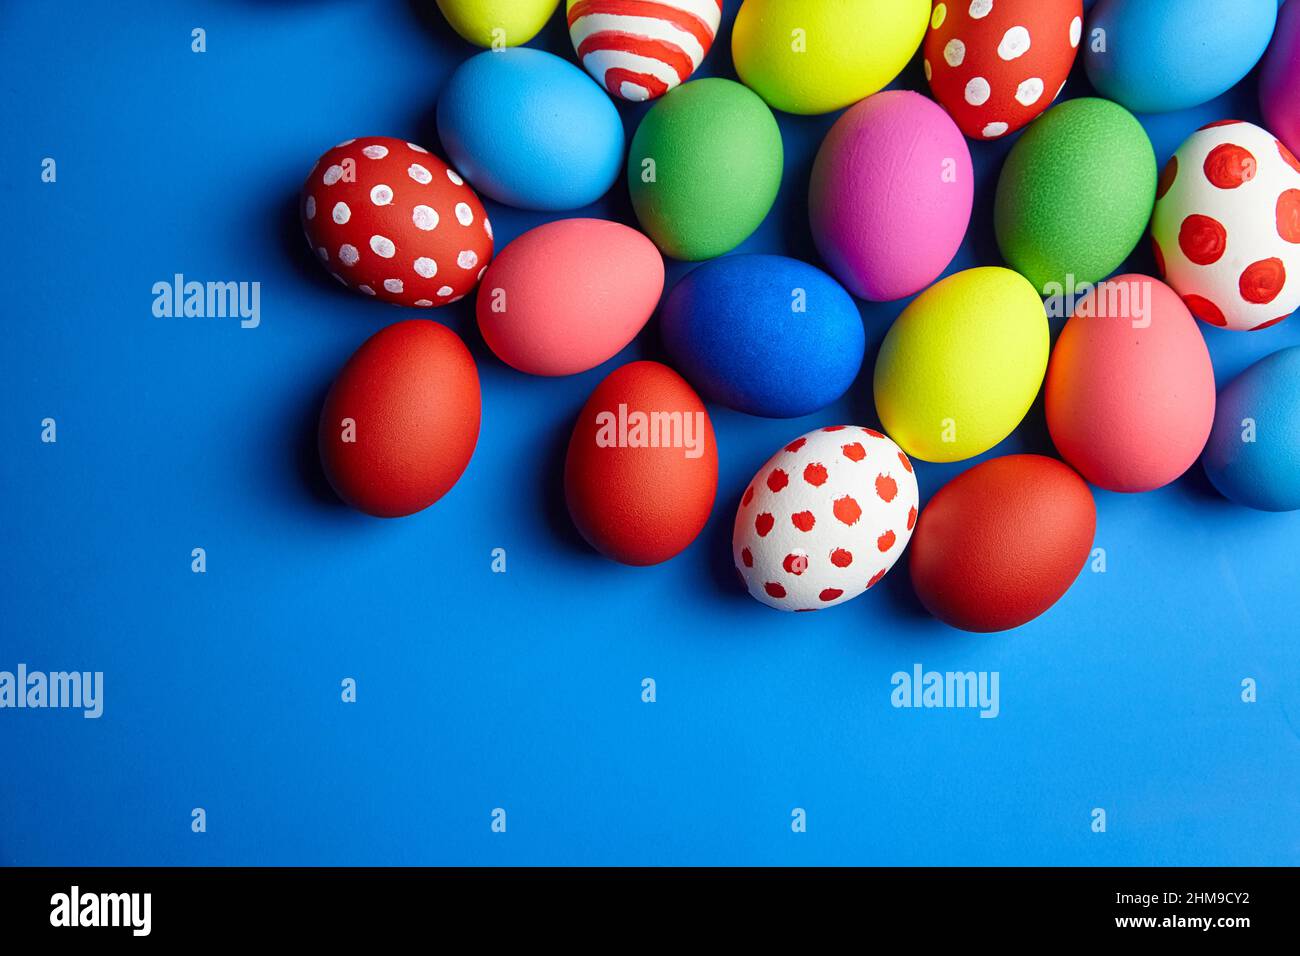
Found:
<box><xmin>1</xmin><ymin>0</ymin><xmax>1297</xmax><ymax>865</ymax></box>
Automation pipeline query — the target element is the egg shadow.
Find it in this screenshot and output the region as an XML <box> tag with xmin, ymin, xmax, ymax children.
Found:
<box><xmin>277</xmin><ymin>189</ymin><xmax>343</xmax><ymax>297</ymax></box>
<box><xmin>701</xmin><ymin>486</ymin><xmax>753</xmax><ymax>604</ymax></box>
<box><xmin>536</xmin><ymin>406</ymin><xmax>609</xmax><ymax>560</ymax></box>
<box><xmin>293</xmin><ymin>382</ymin><xmax>347</xmax><ymax>511</ymax></box>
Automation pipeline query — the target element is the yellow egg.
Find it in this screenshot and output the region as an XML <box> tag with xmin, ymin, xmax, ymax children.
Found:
<box><xmin>731</xmin><ymin>0</ymin><xmax>929</xmax><ymax>115</ymax></box>
<box><xmin>435</xmin><ymin>0</ymin><xmax>560</xmax><ymax>48</ymax></box>
<box><xmin>873</xmin><ymin>267</ymin><xmax>1049</xmax><ymax>463</ymax></box>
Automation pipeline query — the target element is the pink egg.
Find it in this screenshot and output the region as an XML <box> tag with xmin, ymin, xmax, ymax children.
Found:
<box><xmin>1260</xmin><ymin>0</ymin><xmax>1300</xmax><ymax>159</ymax></box>
<box><xmin>809</xmin><ymin>90</ymin><xmax>973</xmax><ymax>302</ymax></box>
<box><xmin>1045</xmin><ymin>274</ymin><xmax>1216</xmax><ymax>493</ymax></box>
<box><xmin>477</xmin><ymin>219</ymin><xmax>664</xmax><ymax>376</ymax></box>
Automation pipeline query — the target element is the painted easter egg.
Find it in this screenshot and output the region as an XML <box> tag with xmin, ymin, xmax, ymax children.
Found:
<box><xmin>1150</xmin><ymin>120</ymin><xmax>1300</xmax><ymax>332</ymax></box>
<box><xmin>924</xmin><ymin>0</ymin><xmax>1083</xmax><ymax>141</ymax></box>
<box><xmin>909</xmin><ymin>455</ymin><xmax>1096</xmax><ymax>632</ymax></box>
<box><xmin>660</xmin><ymin>255</ymin><xmax>864</xmax><ymax>418</ymax></box>
<box><xmin>565</xmin><ymin>361</ymin><xmax>718</xmax><ymax>565</ymax></box>
<box><xmin>477</xmin><ymin>219</ymin><xmax>663</xmax><ymax>376</ymax></box>
<box><xmin>566</xmin><ymin>0</ymin><xmax>723</xmax><ymax>102</ymax></box>
<box><xmin>731</xmin><ymin>0</ymin><xmax>929</xmax><ymax>115</ymax></box>
<box><xmin>627</xmin><ymin>78</ymin><xmax>783</xmax><ymax>261</ymax></box>
<box><xmin>300</xmin><ymin>136</ymin><xmax>493</xmax><ymax>307</ymax></box>
<box><xmin>318</xmin><ymin>320</ymin><xmax>481</xmax><ymax>518</ymax></box>
<box><xmin>435</xmin><ymin>0</ymin><xmax>560</xmax><ymax>47</ymax></box>
<box><xmin>873</xmin><ymin>267</ymin><xmax>1049</xmax><ymax>463</ymax></box>
<box><xmin>733</xmin><ymin>426</ymin><xmax>919</xmax><ymax>612</ymax></box>
<box><xmin>1085</xmin><ymin>0</ymin><xmax>1277</xmax><ymax>114</ymax></box>
<box><xmin>1261</xmin><ymin>0</ymin><xmax>1300</xmax><ymax>158</ymax></box>
<box><xmin>437</xmin><ymin>48</ymin><xmax>624</xmax><ymax>211</ymax></box>
<box><xmin>995</xmin><ymin>97</ymin><xmax>1155</xmax><ymax>293</ymax></box>
<box><xmin>809</xmin><ymin>90</ymin><xmax>973</xmax><ymax>302</ymax></box>
<box><xmin>1046</xmin><ymin>275</ymin><xmax>1215</xmax><ymax>492</ymax></box>
<box><xmin>1203</xmin><ymin>346</ymin><xmax>1300</xmax><ymax>512</ymax></box>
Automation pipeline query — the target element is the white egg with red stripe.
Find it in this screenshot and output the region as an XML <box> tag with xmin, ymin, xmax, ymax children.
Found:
<box><xmin>733</xmin><ymin>426</ymin><xmax>920</xmax><ymax>613</ymax></box>
<box><xmin>567</xmin><ymin>0</ymin><xmax>723</xmax><ymax>102</ymax></box>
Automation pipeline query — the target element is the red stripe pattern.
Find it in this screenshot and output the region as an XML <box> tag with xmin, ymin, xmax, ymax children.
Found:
<box><xmin>567</xmin><ymin>0</ymin><xmax>723</xmax><ymax>102</ymax></box>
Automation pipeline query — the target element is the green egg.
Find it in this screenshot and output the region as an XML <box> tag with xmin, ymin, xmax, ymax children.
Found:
<box><xmin>628</xmin><ymin>78</ymin><xmax>784</xmax><ymax>262</ymax></box>
<box><xmin>994</xmin><ymin>97</ymin><xmax>1157</xmax><ymax>294</ymax></box>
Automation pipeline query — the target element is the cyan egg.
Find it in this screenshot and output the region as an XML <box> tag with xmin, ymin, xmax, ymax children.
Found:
<box><xmin>437</xmin><ymin>48</ymin><xmax>625</xmax><ymax>211</ymax></box>
<box><xmin>660</xmin><ymin>255</ymin><xmax>864</xmax><ymax>418</ymax></box>
<box><xmin>1084</xmin><ymin>0</ymin><xmax>1277</xmax><ymax>114</ymax></box>
<box><xmin>1203</xmin><ymin>346</ymin><xmax>1300</xmax><ymax>512</ymax></box>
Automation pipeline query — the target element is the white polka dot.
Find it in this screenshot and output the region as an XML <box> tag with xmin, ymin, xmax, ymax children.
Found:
<box><xmin>414</xmin><ymin>299</ymin><xmax>434</xmax><ymax>307</ymax></box>
<box><xmin>412</xmin><ymin>205</ymin><xmax>439</xmax><ymax>231</ymax></box>
<box><xmin>332</xmin><ymin>201</ymin><xmax>350</xmax><ymax>225</ymax></box>
<box><xmin>407</xmin><ymin>142</ymin><xmax>428</xmax><ymax>154</ymax></box>
<box><xmin>477</xmin><ymin>266</ymin><xmax>487</xmax><ymax>281</ymax></box>
<box><xmin>931</xmin><ymin>3</ymin><xmax>946</xmax><ymax>29</ymax></box>
<box><xmin>455</xmin><ymin>202</ymin><xmax>474</xmax><ymax>226</ymax></box>
<box><xmin>322</xmin><ymin>164</ymin><xmax>344</xmax><ymax>186</ymax></box>
<box><xmin>362</xmin><ymin>144</ymin><xmax>388</xmax><ymax>159</ymax></box>
<box><xmin>449</xmin><ymin>295</ymin><xmax>465</xmax><ymax>304</ymax></box>
<box><xmin>983</xmin><ymin>122</ymin><xmax>1009</xmax><ymax>138</ymax></box>
<box><xmin>943</xmin><ymin>38</ymin><xmax>966</xmax><ymax>67</ymax></box>
<box><xmin>358</xmin><ymin>284</ymin><xmax>375</xmax><ymax>296</ymax></box>
<box><xmin>304</xmin><ymin>195</ymin><xmax>316</xmax><ymax>219</ymax></box>
<box><xmin>339</xmin><ymin>244</ymin><xmax>359</xmax><ymax>267</ymax></box>
<box><xmin>437</xmin><ymin>285</ymin><xmax>454</xmax><ymax>297</ymax></box>
<box><xmin>331</xmin><ymin>273</ymin><xmax>347</xmax><ymax>286</ymax></box>
<box><xmin>1056</xmin><ymin>80</ymin><xmax>1067</xmax><ymax>100</ymax></box>
<box><xmin>446</xmin><ymin>169</ymin><xmax>464</xmax><ymax>186</ymax></box>
<box><xmin>969</xmin><ymin>0</ymin><xmax>993</xmax><ymax>19</ymax></box>
<box><xmin>317</xmin><ymin>246</ymin><xmax>328</xmax><ymax>261</ymax></box>
<box><xmin>370</xmin><ymin>235</ymin><xmax>396</xmax><ymax>258</ymax></box>
<box><xmin>483</xmin><ymin>218</ymin><xmax>493</xmax><ymax>240</ymax></box>
<box><xmin>965</xmin><ymin>76</ymin><xmax>991</xmax><ymax>106</ymax></box>
<box><xmin>998</xmin><ymin>26</ymin><xmax>1031</xmax><ymax>60</ymax></box>
<box><xmin>413</xmin><ymin>257</ymin><xmax>438</xmax><ymax>278</ymax></box>
<box><xmin>335</xmin><ymin>138</ymin><xmax>356</xmax><ymax>148</ymax></box>
<box><xmin>370</xmin><ymin>184</ymin><xmax>393</xmax><ymax>206</ymax></box>
<box><xmin>924</xmin><ymin>59</ymin><xmax>932</xmax><ymax>82</ymax></box>
<box><xmin>383</xmin><ymin>278</ymin><xmax>404</xmax><ymax>294</ymax></box>
<box><xmin>457</xmin><ymin>250</ymin><xmax>478</xmax><ymax>270</ymax></box>
<box><xmin>1015</xmin><ymin>77</ymin><xmax>1044</xmax><ymax>106</ymax></box>
<box><xmin>407</xmin><ymin>163</ymin><xmax>432</xmax><ymax>184</ymax></box>
<box><xmin>1070</xmin><ymin>16</ymin><xmax>1082</xmax><ymax>48</ymax></box>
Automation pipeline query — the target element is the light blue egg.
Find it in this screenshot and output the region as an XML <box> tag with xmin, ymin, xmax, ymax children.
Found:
<box><xmin>660</xmin><ymin>255</ymin><xmax>865</xmax><ymax>419</ymax></box>
<box><xmin>437</xmin><ymin>48</ymin><xmax>624</xmax><ymax>211</ymax></box>
<box><xmin>1203</xmin><ymin>346</ymin><xmax>1300</xmax><ymax>512</ymax></box>
<box><xmin>1085</xmin><ymin>0</ymin><xmax>1277</xmax><ymax>113</ymax></box>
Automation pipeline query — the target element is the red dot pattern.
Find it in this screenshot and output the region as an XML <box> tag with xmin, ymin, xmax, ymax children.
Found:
<box><xmin>733</xmin><ymin>426</ymin><xmax>919</xmax><ymax>612</ymax></box>
<box><xmin>1178</xmin><ymin>214</ymin><xmax>1227</xmax><ymax>265</ymax></box>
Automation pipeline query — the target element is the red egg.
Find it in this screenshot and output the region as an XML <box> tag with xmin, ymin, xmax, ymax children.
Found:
<box><xmin>908</xmin><ymin>454</ymin><xmax>1095</xmax><ymax>632</ymax></box>
<box><xmin>565</xmin><ymin>361</ymin><xmax>718</xmax><ymax>565</ymax></box>
<box><xmin>319</xmin><ymin>320</ymin><xmax>481</xmax><ymax>517</ymax></box>
<box><xmin>300</xmin><ymin>136</ymin><xmax>494</xmax><ymax>308</ymax></box>
<box><xmin>924</xmin><ymin>0</ymin><xmax>1082</xmax><ymax>141</ymax></box>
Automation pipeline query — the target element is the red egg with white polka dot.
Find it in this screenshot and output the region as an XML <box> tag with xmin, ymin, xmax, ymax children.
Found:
<box><xmin>1151</xmin><ymin>120</ymin><xmax>1300</xmax><ymax>332</ymax></box>
<box><xmin>733</xmin><ymin>427</ymin><xmax>919</xmax><ymax>612</ymax></box>
<box><xmin>924</xmin><ymin>0</ymin><xmax>1082</xmax><ymax>141</ymax></box>
<box><xmin>300</xmin><ymin>136</ymin><xmax>494</xmax><ymax>308</ymax></box>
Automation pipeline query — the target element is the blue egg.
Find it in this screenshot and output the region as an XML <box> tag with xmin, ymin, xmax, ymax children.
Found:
<box><xmin>1085</xmin><ymin>0</ymin><xmax>1277</xmax><ymax>113</ymax></box>
<box><xmin>1203</xmin><ymin>346</ymin><xmax>1300</xmax><ymax>512</ymax></box>
<box><xmin>437</xmin><ymin>49</ymin><xmax>624</xmax><ymax>211</ymax></box>
<box><xmin>660</xmin><ymin>255</ymin><xmax>864</xmax><ymax>419</ymax></box>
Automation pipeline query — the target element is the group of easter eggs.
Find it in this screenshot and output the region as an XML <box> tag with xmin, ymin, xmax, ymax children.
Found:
<box><xmin>299</xmin><ymin>0</ymin><xmax>1300</xmax><ymax>633</ymax></box>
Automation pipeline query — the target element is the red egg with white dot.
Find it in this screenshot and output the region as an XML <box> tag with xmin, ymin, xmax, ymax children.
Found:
<box><xmin>1151</xmin><ymin>120</ymin><xmax>1300</xmax><ymax>332</ymax></box>
<box><xmin>733</xmin><ymin>426</ymin><xmax>919</xmax><ymax>612</ymax></box>
<box><xmin>924</xmin><ymin>0</ymin><xmax>1082</xmax><ymax>141</ymax></box>
<box><xmin>300</xmin><ymin>136</ymin><xmax>494</xmax><ymax>308</ymax></box>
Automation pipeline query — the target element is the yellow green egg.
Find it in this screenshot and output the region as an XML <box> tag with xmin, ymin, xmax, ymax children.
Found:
<box><xmin>731</xmin><ymin>0</ymin><xmax>929</xmax><ymax>115</ymax></box>
<box><xmin>873</xmin><ymin>267</ymin><xmax>1049</xmax><ymax>463</ymax></box>
<box><xmin>435</xmin><ymin>0</ymin><xmax>560</xmax><ymax>48</ymax></box>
